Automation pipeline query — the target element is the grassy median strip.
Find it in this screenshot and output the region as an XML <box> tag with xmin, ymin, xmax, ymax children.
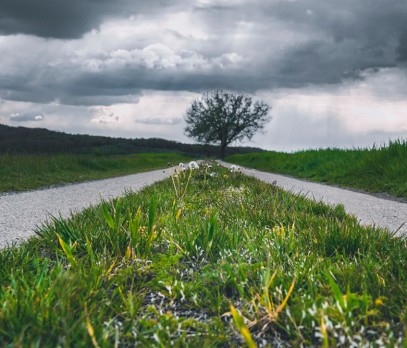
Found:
<box><xmin>0</xmin><ymin>162</ymin><xmax>406</xmax><ymax>347</ymax></box>
<box><xmin>0</xmin><ymin>152</ymin><xmax>192</xmax><ymax>193</ymax></box>
<box><xmin>227</xmin><ymin>139</ymin><xmax>407</xmax><ymax>200</ymax></box>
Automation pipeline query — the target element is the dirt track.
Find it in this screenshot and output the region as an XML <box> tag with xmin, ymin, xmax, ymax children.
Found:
<box><xmin>0</xmin><ymin>168</ymin><xmax>169</xmax><ymax>248</ymax></box>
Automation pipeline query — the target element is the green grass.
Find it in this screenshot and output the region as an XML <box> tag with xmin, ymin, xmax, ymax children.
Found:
<box><xmin>0</xmin><ymin>152</ymin><xmax>192</xmax><ymax>193</ymax></box>
<box><xmin>0</xmin><ymin>163</ymin><xmax>406</xmax><ymax>347</ymax></box>
<box><xmin>227</xmin><ymin>139</ymin><xmax>407</xmax><ymax>200</ymax></box>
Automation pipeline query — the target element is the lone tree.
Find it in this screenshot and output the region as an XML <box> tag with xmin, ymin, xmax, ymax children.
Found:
<box><xmin>184</xmin><ymin>90</ymin><xmax>271</xmax><ymax>159</ymax></box>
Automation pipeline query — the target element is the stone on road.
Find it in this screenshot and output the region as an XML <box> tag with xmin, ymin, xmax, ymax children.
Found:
<box><xmin>0</xmin><ymin>169</ymin><xmax>169</xmax><ymax>248</ymax></box>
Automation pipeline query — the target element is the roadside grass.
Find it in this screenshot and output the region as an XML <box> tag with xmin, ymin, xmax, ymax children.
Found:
<box><xmin>227</xmin><ymin>139</ymin><xmax>407</xmax><ymax>200</ymax></box>
<box><xmin>0</xmin><ymin>152</ymin><xmax>192</xmax><ymax>193</ymax></box>
<box><xmin>0</xmin><ymin>162</ymin><xmax>406</xmax><ymax>347</ymax></box>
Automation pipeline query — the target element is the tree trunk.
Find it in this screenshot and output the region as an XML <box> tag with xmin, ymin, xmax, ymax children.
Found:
<box><xmin>220</xmin><ymin>143</ymin><xmax>227</xmax><ymax>160</ymax></box>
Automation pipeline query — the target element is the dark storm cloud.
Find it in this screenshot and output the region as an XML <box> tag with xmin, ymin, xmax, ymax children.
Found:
<box><xmin>1</xmin><ymin>0</ymin><xmax>407</xmax><ymax>107</ymax></box>
<box><xmin>0</xmin><ymin>53</ymin><xmax>253</xmax><ymax>106</ymax></box>
<box><xmin>265</xmin><ymin>0</ymin><xmax>407</xmax><ymax>70</ymax></box>
<box><xmin>193</xmin><ymin>0</ymin><xmax>407</xmax><ymax>88</ymax></box>
<box><xmin>0</xmin><ymin>0</ymin><xmax>189</xmax><ymax>38</ymax></box>
<box><xmin>397</xmin><ymin>32</ymin><xmax>407</xmax><ymax>62</ymax></box>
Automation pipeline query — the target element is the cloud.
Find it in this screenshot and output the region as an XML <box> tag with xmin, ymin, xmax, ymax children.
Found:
<box><xmin>192</xmin><ymin>0</ymin><xmax>407</xmax><ymax>86</ymax></box>
<box><xmin>252</xmin><ymin>73</ymin><xmax>407</xmax><ymax>151</ymax></box>
<box><xmin>1</xmin><ymin>0</ymin><xmax>407</xmax><ymax>109</ymax></box>
<box><xmin>9</xmin><ymin>112</ymin><xmax>44</xmax><ymax>122</ymax></box>
<box><xmin>135</xmin><ymin>117</ymin><xmax>182</xmax><ymax>125</ymax></box>
<box><xmin>0</xmin><ymin>0</ymin><xmax>190</xmax><ymax>39</ymax></box>
<box><xmin>89</xmin><ymin>106</ymin><xmax>120</xmax><ymax>124</ymax></box>
<box><xmin>397</xmin><ymin>31</ymin><xmax>407</xmax><ymax>62</ymax></box>
<box><xmin>74</xmin><ymin>44</ymin><xmax>213</xmax><ymax>72</ymax></box>
<box><xmin>0</xmin><ymin>29</ymin><xmax>247</xmax><ymax>106</ymax></box>
<box><xmin>255</xmin><ymin>110</ymin><xmax>407</xmax><ymax>152</ymax></box>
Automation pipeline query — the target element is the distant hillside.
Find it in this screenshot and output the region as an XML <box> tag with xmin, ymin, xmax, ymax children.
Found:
<box><xmin>0</xmin><ymin>124</ymin><xmax>263</xmax><ymax>157</ymax></box>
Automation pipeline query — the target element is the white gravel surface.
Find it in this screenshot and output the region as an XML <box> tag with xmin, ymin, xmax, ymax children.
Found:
<box><xmin>1</xmin><ymin>163</ymin><xmax>406</xmax><ymax>248</ymax></box>
<box><xmin>0</xmin><ymin>168</ymin><xmax>169</xmax><ymax>248</ymax></box>
<box><xmin>220</xmin><ymin>161</ymin><xmax>407</xmax><ymax>237</ymax></box>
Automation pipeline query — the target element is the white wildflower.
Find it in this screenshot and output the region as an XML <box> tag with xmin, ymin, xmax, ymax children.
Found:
<box><xmin>188</xmin><ymin>161</ymin><xmax>199</xmax><ymax>170</ymax></box>
<box><xmin>308</xmin><ymin>304</ymin><xmax>317</xmax><ymax>316</ymax></box>
<box><xmin>375</xmin><ymin>338</ymin><xmax>384</xmax><ymax>346</ymax></box>
<box><xmin>230</xmin><ymin>164</ymin><xmax>241</xmax><ymax>173</ymax></box>
<box><xmin>153</xmin><ymin>333</ymin><xmax>161</xmax><ymax>344</ymax></box>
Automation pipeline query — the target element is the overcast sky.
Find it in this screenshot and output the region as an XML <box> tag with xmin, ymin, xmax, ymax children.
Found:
<box><xmin>1</xmin><ymin>0</ymin><xmax>407</xmax><ymax>151</ymax></box>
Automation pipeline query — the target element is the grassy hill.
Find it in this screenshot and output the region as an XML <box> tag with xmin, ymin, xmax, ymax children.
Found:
<box><xmin>0</xmin><ymin>124</ymin><xmax>263</xmax><ymax>157</ymax></box>
<box><xmin>0</xmin><ymin>123</ymin><xmax>263</xmax><ymax>193</ymax></box>
<box><xmin>0</xmin><ymin>152</ymin><xmax>193</xmax><ymax>192</ymax></box>
<box><xmin>227</xmin><ymin>140</ymin><xmax>407</xmax><ymax>200</ymax></box>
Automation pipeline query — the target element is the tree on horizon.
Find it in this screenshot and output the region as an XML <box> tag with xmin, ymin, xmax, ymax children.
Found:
<box><xmin>184</xmin><ymin>90</ymin><xmax>271</xmax><ymax>159</ymax></box>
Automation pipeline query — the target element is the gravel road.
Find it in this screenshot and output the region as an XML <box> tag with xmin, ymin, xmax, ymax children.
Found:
<box><xmin>1</xmin><ymin>163</ymin><xmax>406</xmax><ymax>248</ymax></box>
<box><xmin>220</xmin><ymin>161</ymin><xmax>407</xmax><ymax>237</ymax></box>
<box><xmin>0</xmin><ymin>168</ymin><xmax>169</xmax><ymax>248</ymax></box>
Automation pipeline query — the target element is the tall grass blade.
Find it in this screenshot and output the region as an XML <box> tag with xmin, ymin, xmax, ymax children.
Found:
<box><xmin>85</xmin><ymin>304</ymin><xmax>100</xmax><ymax>348</ymax></box>
<box><xmin>230</xmin><ymin>305</ymin><xmax>257</xmax><ymax>348</ymax></box>
<box><xmin>102</xmin><ymin>203</ymin><xmax>115</xmax><ymax>230</ymax></box>
<box><xmin>57</xmin><ymin>234</ymin><xmax>76</xmax><ymax>268</ymax></box>
<box><xmin>275</xmin><ymin>276</ymin><xmax>296</xmax><ymax>316</ymax></box>
<box><xmin>327</xmin><ymin>272</ymin><xmax>344</xmax><ymax>309</ymax></box>
<box><xmin>146</xmin><ymin>196</ymin><xmax>158</xmax><ymax>255</ymax></box>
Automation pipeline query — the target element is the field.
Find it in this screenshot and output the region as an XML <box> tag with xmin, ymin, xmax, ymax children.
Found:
<box><xmin>0</xmin><ymin>152</ymin><xmax>192</xmax><ymax>193</ymax></box>
<box><xmin>227</xmin><ymin>140</ymin><xmax>407</xmax><ymax>200</ymax></box>
<box><xmin>0</xmin><ymin>163</ymin><xmax>405</xmax><ymax>347</ymax></box>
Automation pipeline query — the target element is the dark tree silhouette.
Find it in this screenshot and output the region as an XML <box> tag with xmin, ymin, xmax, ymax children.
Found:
<box><xmin>184</xmin><ymin>90</ymin><xmax>271</xmax><ymax>159</ymax></box>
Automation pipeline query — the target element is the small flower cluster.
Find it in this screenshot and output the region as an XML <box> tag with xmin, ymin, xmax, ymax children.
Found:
<box><xmin>178</xmin><ymin>161</ymin><xmax>200</xmax><ymax>171</ymax></box>
<box><xmin>178</xmin><ymin>162</ymin><xmax>186</xmax><ymax>172</ymax></box>
<box><xmin>188</xmin><ymin>161</ymin><xmax>200</xmax><ymax>170</ymax></box>
<box><xmin>201</xmin><ymin>162</ymin><xmax>218</xmax><ymax>177</ymax></box>
<box><xmin>230</xmin><ymin>164</ymin><xmax>241</xmax><ymax>173</ymax></box>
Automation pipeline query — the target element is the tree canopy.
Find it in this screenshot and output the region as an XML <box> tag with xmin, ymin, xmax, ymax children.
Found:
<box><xmin>184</xmin><ymin>90</ymin><xmax>271</xmax><ymax>159</ymax></box>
